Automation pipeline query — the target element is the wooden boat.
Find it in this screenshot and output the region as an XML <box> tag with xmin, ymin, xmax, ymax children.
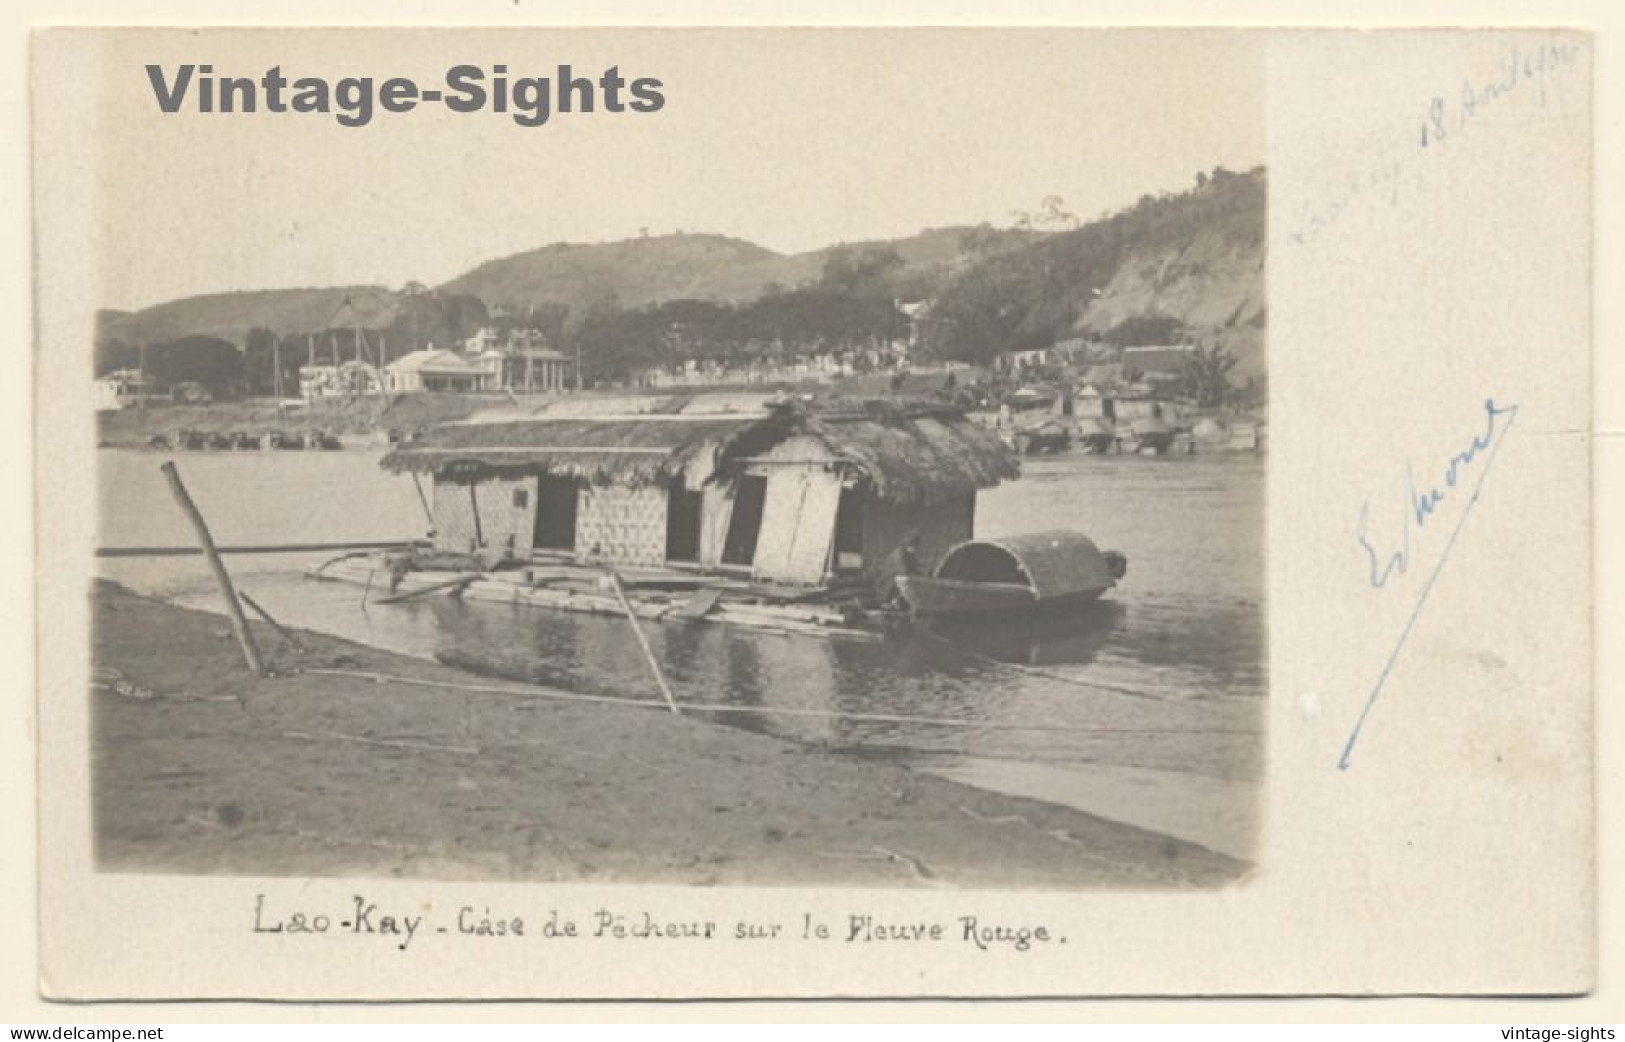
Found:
<box><xmin>893</xmin><ymin>576</ymin><xmax>1039</xmax><ymax>615</ymax></box>
<box><xmin>895</xmin><ymin>530</ymin><xmax>1127</xmax><ymax>618</ymax></box>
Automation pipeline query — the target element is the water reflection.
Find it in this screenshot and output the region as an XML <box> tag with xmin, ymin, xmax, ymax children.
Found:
<box><xmin>917</xmin><ymin>600</ymin><xmax>1127</xmax><ymax>667</ymax></box>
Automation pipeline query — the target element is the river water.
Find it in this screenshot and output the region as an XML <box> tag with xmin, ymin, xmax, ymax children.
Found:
<box><xmin>97</xmin><ymin>448</ymin><xmax>1267</xmax><ymax>860</ymax></box>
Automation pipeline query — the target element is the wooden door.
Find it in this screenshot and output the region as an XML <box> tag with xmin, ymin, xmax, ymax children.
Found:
<box><xmin>832</xmin><ymin>485</ymin><xmax>865</xmax><ymax>572</ymax></box>
<box><xmin>752</xmin><ymin>470</ymin><xmax>841</xmax><ymax>583</ymax></box>
<box><xmin>721</xmin><ymin>475</ymin><xmax>767</xmax><ymax>566</ymax></box>
<box><xmin>665</xmin><ymin>481</ymin><xmax>703</xmax><ymax>563</ymax></box>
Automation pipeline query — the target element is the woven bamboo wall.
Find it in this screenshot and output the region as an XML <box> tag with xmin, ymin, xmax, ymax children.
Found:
<box><xmin>575</xmin><ymin>484</ymin><xmax>667</xmax><ymax>567</ymax></box>
<box><xmin>431</xmin><ymin>476</ymin><xmax>537</xmax><ymax>556</ymax></box>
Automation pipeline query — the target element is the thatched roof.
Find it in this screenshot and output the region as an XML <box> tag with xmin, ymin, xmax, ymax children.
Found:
<box><xmin>382</xmin><ymin>397</ymin><xmax>1019</xmax><ymax>504</ymax></box>
<box><xmin>770</xmin><ymin>406</ymin><xmax>1018</xmax><ymax>505</ymax></box>
<box><xmin>380</xmin><ymin>416</ymin><xmax>757</xmax><ymax>485</ymax></box>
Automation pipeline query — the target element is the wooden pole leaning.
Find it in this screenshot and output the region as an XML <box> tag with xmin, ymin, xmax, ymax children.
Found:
<box><xmin>161</xmin><ymin>461</ymin><xmax>264</xmax><ymax>677</ymax></box>
<box><xmin>238</xmin><ymin>590</ymin><xmax>307</xmax><ymax>652</ymax></box>
<box><xmin>410</xmin><ymin>472</ymin><xmax>434</xmax><ymax>528</ymax></box>
<box><xmin>606</xmin><ymin>571</ymin><xmax>681</xmax><ymax>715</ymax></box>
<box><xmin>374</xmin><ymin>573</ymin><xmax>479</xmax><ymax>605</ymax></box>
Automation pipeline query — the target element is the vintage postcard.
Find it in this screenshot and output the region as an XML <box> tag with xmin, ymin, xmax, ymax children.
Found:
<box><xmin>31</xmin><ymin>26</ymin><xmax>1592</xmax><ymax>1000</ymax></box>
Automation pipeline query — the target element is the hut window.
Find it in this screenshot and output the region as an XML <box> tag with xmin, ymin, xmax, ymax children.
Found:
<box><xmin>513</xmin><ymin>489</ymin><xmax>529</xmax><ymax>509</ymax></box>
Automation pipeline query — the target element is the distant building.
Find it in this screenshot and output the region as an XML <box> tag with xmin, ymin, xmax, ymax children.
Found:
<box><xmin>382</xmin><ymin>350</ymin><xmax>495</xmax><ymax>394</ymax></box>
<box><xmin>93</xmin><ymin>376</ymin><xmax>122</xmax><ymax>412</ymax></box>
<box><xmin>503</xmin><ymin>347</ymin><xmax>572</xmax><ymax>392</ymax></box>
<box><xmin>997</xmin><ymin>348</ymin><xmax>1051</xmax><ymax>372</ymax></box>
<box><xmin>458</xmin><ymin>328</ymin><xmax>574</xmax><ymax>392</ymax></box>
<box><xmin>300</xmin><ymin>361</ymin><xmax>384</xmax><ymax>400</ymax></box>
<box><xmin>637</xmin><ymin>354</ymin><xmax>859</xmax><ymax>389</ymax></box>
<box><xmin>898</xmin><ymin>299</ymin><xmax>930</xmax><ymax>345</ymax></box>
<box><xmin>471</xmin><ymin>350</ymin><xmax>507</xmax><ymax>389</ymax></box>
<box><xmin>462</xmin><ymin>327</ymin><xmax>504</xmax><ymax>354</ymax></box>
<box><xmin>1112</xmin><ymin>382</ymin><xmax>1171</xmax><ymax>421</ymax></box>
<box><xmin>93</xmin><ymin>369</ymin><xmax>153</xmax><ymax>411</ymax></box>
<box><xmin>93</xmin><ymin>370</ymin><xmax>139</xmax><ymax>409</ymax></box>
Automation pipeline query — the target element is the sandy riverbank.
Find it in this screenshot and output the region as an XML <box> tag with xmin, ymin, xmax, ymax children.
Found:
<box><xmin>91</xmin><ymin>580</ymin><xmax>1249</xmax><ymax>888</ymax></box>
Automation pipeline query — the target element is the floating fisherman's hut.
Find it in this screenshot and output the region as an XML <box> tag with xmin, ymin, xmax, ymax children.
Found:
<box><xmin>379</xmin><ymin>397</ymin><xmax>1019</xmax><ymax>588</ymax></box>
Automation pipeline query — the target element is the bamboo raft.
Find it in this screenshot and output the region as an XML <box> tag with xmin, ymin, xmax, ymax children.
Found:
<box><xmin>307</xmin><ymin>554</ymin><xmax>887</xmax><ymax>642</ymax></box>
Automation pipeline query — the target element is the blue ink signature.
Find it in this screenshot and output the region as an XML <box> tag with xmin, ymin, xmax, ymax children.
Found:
<box><xmin>1341</xmin><ymin>397</ymin><xmax>1519</xmax><ymax>770</ymax></box>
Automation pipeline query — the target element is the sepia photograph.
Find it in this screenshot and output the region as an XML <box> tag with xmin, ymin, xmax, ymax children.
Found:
<box><xmin>84</xmin><ymin>29</ymin><xmax>1266</xmax><ymax>889</ymax></box>
<box><xmin>29</xmin><ymin>21</ymin><xmax>1596</xmax><ymax>1004</ymax></box>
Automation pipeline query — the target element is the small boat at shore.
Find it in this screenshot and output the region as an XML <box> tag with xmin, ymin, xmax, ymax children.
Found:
<box><xmin>895</xmin><ymin>530</ymin><xmax>1127</xmax><ymax>618</ymax></box>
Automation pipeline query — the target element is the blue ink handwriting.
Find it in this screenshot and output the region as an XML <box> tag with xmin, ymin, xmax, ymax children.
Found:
<box><xmin>1420</xmin><ymin>39</ymin><xmax>1582</xmax><ymax>148</ymax></box>
<box><xmin>1341</xmin><ymin>397</ymin><xmax>1519</xmax><ymax>770</ymax></box>
<box><xmin>1287</xmin><ymin>37</ymin><xmax>1582</xmax><ymax>250</ymax></box>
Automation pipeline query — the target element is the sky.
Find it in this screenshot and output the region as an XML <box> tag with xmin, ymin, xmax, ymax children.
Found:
<box><xmin>85</xmin><ymin>28</ymin><xmax>1264</xmax><ymax>311</ymax></box>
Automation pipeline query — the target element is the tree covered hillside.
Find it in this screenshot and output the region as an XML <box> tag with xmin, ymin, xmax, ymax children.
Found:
<box><xmin>98</xmin><ymin>286</ymin><xmax>395</xmax><ymax>350</ymax></box>
<box><xmin>436</xmin><ymin>226</ymin><xmax>1038</xmax><ymax>316</ymax></box>
<box><xmin>918</xmin><ymin>166</ymin><xmax>1265</xmax><ymax>374</ymax></box>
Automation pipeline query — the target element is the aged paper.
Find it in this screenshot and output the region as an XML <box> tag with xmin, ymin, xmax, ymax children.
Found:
<box><xmin>28</xmin><ymin>24</ymin><xmax>1596</xmax><ymax>1003</ymax></box>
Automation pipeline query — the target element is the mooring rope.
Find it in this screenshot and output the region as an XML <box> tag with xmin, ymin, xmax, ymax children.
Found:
<box><xmin>301</xmin><ymin>668</ymin><xmax>1259</xmax><ymax>736</ymax></box>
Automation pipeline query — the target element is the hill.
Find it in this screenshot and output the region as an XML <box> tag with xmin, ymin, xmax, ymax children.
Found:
<box><xmin>95</xmin><ymin>226</ymin><xmax>1039</xmax><ymax>354</ymax></box>
<box><xmin>438</xmin><ymin>233</ymin><xmax>779</xmax><ymax>314</ymax></box>
<box><xmin>97</xmin><ymin>285</ymin><xmax>397</xmax><ymax>349</ymax></box>
<box><xmin>93</xmin><ymin>174</ymin><xmax>1265</xmax><ymax>385</ymax></box>
<box><xmin>918</xmin><ymin>167</ymin><xmax>1266</xmax><ymax>376</ymax></box>
<box><xmin>437</xmin><ymin>226</ymin><xmax>1038</xmax><ymax>315</ymax></box>
<box><xmin>1073</xmin><ymin>169</ymin><xmax>1265</xmax><ymax>376</ymax></box>
<box><xmin>95</xmin><ymin>227</ymin><xmax>1028</xmax><ymax>356</ymax></box>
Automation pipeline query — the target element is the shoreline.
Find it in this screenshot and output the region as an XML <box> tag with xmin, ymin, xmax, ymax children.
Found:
<box><xmin>92</xmin><ymin>579</ymin><xmax>1251</xmax><ymax>888</ymax></box>
<box><xmin>95</xmin><ymin>393</ymin><xmax>515</xmax><ymax>449</ymax></box>
<box><xmin>96</xmin><ymin>396</ymin><xmax>1270</xmax><ymax>454</ymax></box>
